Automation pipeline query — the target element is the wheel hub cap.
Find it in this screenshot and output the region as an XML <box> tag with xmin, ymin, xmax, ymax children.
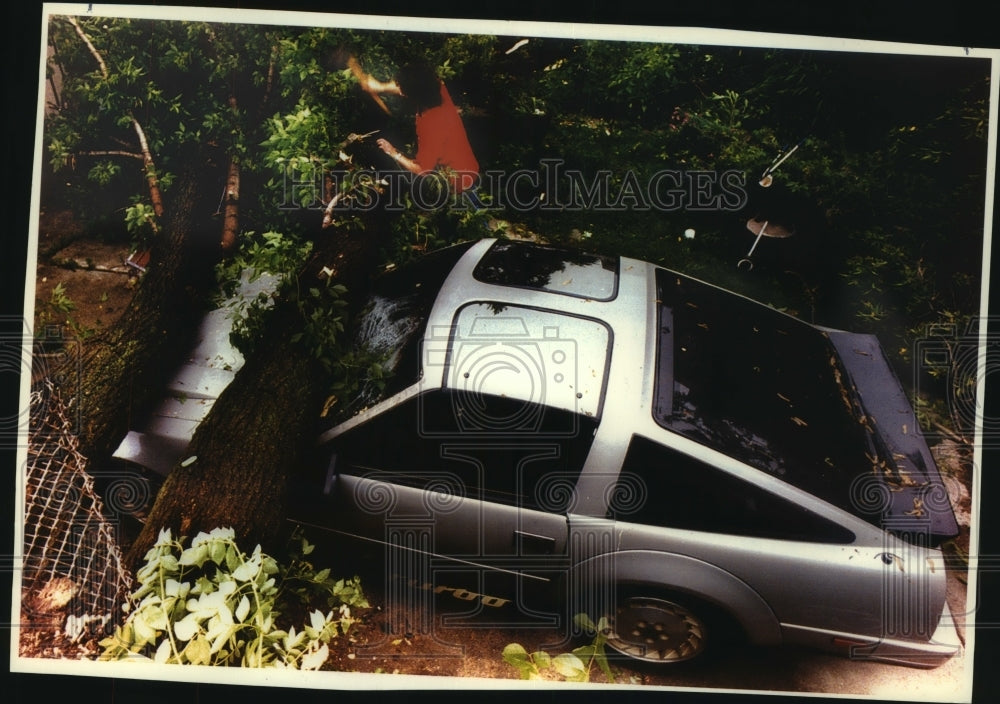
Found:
<box><xmin>605</xmin><ymin>597</ymin><xmax>707</xmax><ymax>662</ymax></box>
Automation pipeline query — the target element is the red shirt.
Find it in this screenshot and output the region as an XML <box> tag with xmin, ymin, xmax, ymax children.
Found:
<box><xmin>415</xmin><ymin>84</ymin><xmax>479</xmax><ymax>192</ymax></box>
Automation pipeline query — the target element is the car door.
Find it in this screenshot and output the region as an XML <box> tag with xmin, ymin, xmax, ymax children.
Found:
<box><xmin>314</xmin><ymin>390</ymin><xmax>600</xmax><ymax>618</ymax></box>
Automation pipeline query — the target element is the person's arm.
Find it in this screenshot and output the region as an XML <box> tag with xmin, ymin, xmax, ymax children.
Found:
<box><xmin>348</xmin><ymin>58</ymin><xmax>401</xmax><ymax>96</ymax></box>
<box><xmin>361</xmin><ymin>75</ymin><xmax>403</xmax><ymax>96</ymax></box>
<box><xmin>376</xmin><ymin>138</ymin><xmax>423</xmax><ymax>175</ymax></box>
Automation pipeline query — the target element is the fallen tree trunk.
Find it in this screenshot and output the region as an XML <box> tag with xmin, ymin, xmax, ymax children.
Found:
<box><xmin>127</xmin><ymin>312</ymin><xmax>324</xmax><ymax>558</ymax></box>
<box><xmin>57</xmin><ymin>19</ymin><xmax>223</xmax><ymax>464</ymax></box>
<box><xmin>70</xmin><ymin>171</ymin><xmax>223</xmax><ymax>463</ymax></box>
<box><xmin>125</xmin><ymin>221</ymin><xmax>385</xmax><ymax>569</ymax></box>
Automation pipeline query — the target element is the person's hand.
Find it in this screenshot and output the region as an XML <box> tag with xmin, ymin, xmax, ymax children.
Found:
<box><xmin>376</xmin><ymin>138</ymin><xmax>397</xmax><ymax>156</ymax></box>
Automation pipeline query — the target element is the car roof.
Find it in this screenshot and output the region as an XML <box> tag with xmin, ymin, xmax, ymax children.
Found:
<box><xmin>419</xmin><ymin>239</ymin><xmax>652</xmax><ymax>420</ymax></box>
<box><xmin>424</xmin><ymin>239</ymin><xmax>956</xmax><ymax>541</ymax></box>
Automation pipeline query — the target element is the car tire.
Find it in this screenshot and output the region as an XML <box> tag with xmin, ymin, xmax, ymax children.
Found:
<box><xmin>601</xmin><ymin>591</ymin><xmax>726</xmax><ymax>664</ymax></box>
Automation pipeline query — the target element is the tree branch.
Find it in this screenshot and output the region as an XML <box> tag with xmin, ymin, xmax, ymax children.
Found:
<box><xmin>66</xmin><ymin>16</ymin><xmax>164</xmax><ymax>221</ymax></box>
<box><xmin>78</xmin><ymin>149</ymin><xmax>144</xmax><ymax>160</ymax></box>
<box><xmin>132</xmin><ymin>119</ymin><xmax>164</xmax><ymax>219</ymax></box>
<box><xmin>66</xmin><ymin>16</ymin><xmax>108</xmax><ymax>79</ymax></box>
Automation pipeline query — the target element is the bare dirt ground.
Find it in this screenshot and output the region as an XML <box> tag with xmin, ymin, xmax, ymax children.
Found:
<box><xmin>31</xmin><ymin>210</ymin><xmax>138</xmax><ymax>340</ymax></box>
<box><xmin>21</xmin><ymin>211</ymin><xmax>976</xmax><ymax>697</ymax></box>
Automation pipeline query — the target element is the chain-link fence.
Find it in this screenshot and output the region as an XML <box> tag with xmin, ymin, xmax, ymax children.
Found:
<box><xmin>21</xmin><ymin>380</ymin><xmax>132</xmax><ymax>649</ymax></box>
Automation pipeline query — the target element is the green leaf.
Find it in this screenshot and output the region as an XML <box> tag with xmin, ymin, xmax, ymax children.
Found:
<box><xmin>299</xmin><ymin>643</ymin><xmax>330</xmax><ymax>670</ymax></box>
<box><xmin>225</xmin><ymin>546</ymin><xmax>240</xmax><ymax>572</ymax></box>
<box><xmin>178</xmin><ymin>544</ymin><xmax>208</xmax><ymax>567</ymax></box>
<box><xmin>153</xmin><ymin>639</ymin><xmax>172</xmax><ymax>664</ymax></box>
<box><xmin>185</xmin><ymin>635</ymin><xmax>212</xmax><ymax>666</ymax></box>
<box><xmin>210</xmin><ymin>625</ymin><xmax>236</xmax><ymax>655</ymax></box>
<box><xmin>158</xmin><ymin>554</ymin><xmax>179</xmax><ymax>574</ymax></box>
<box><xmin>131</xmin><ymin>611</ymin><xmax>157</xmax><ymax>646</ymax></box>
<box><xmin>144</xmin><ymin>604</ymin><xmax>169</xmax><ymax>631</ymax></box>
<box><xmin>594</xmin><ymin>648</ymin><xmax>614</xmax><ymax>683</ymax></box>
<box><xmin>209</xmin><ymin>539</ymin><xmax>228</xmax><ymax>566</ymax></box>
<box><xmin>531</xmin><ymin>650</ymin><xmax>552</xmax><ymax>669</ymax></box>
<box><xmin>502</xmin><ymin>642</ymin><xmax>530</xmax><ymax>667</ymax></box>
<box><xmin>309</xmin><ymin>609</ymin><xmax>327</xmax><ymax>631</ymax></box>
<box><xmin>232</xmin><ymin>559</ymin><xmax>260</xmax><ymax>582</ymax></box>
<box><xmin>551</xmin><ymin>652</ymin><xmax>588</xmax><ymax>681</ymax></box>
<box><xmin>235</xmin><ymin>595</ymin><xmax>251</xmax><ymax>623</ymax></box>
<box><xmin>173</xmin><ymin>613</ymin><xmax>201</xmax><ymax>642</ymax></box>
<box><xmin>192</xmin><ymin>575</ymin><xmax>214</xmax><ymax>595</ymax></box>
<box><xmin>573</xmin><ymin>612</ymin><xmax>597</xmax><ymax>633</ymax></box>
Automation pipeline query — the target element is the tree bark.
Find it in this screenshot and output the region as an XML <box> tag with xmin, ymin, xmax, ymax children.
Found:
<box><xmin>220</xmin><ymin>155</ymin><xmax>240</xmax><ymax>252</ymax></box>
<box><xmin>71</xmin><ymin>171</ymin><xmax>222</xmax><ymax>463</ymax></box>
<box><xmin>128</xmin><ymin>316</ymin><xmax>325</xmax><ymax>559</ymax></box>
<box><xmin>125</xmin><ymin>221</ymin><xmax>385</xmax><ymax>569</ymax></box>
<box><xmin>54</xmin><ymin>21</ymin><xmax>229</xmax><ymax>465</ymax></box>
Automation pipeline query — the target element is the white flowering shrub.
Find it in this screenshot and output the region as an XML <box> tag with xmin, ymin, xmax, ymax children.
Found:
<box><xmin>99</xmin><ymin>527</ymin><xmax>367</xmax><ymax>668</ymax></box>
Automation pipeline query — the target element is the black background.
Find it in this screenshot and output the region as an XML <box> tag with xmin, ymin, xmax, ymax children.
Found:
<box><xmin>4</xmin><ymin>2</ymin><xmax>998</xmax><ymax>703</ymax></box>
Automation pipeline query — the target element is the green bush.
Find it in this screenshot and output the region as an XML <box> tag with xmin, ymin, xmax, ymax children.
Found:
<box><xmin>99</xmin><ymin>527</ymin><xmax>368</xmax><ymax>668</ymax></box>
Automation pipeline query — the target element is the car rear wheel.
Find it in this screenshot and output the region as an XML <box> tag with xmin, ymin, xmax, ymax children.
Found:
<box><xmin>602</xmin><ymin>594</ymin><xmax>711</xmax><ymax>664</ymax></box>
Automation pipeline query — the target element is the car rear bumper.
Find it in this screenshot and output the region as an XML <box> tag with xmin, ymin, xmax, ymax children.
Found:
<box><xmin>782</xmin><ymin>600</ymin><xmax>963</xmax><ymax>668</ymax></box>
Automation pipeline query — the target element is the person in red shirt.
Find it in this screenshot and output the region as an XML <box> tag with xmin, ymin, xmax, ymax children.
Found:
<box><xmin>360</xmin><ymin>61</ymin><xmax>480</xmax><ymax>194</ymax></box>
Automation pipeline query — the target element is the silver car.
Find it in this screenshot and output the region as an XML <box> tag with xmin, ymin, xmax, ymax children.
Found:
<box><xmin>116</xmin><ymin>237</ymin><xmax>963</xmax><ymax>667</ymax></box>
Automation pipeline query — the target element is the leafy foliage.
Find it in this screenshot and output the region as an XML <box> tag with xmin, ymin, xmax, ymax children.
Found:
<box><xmin>34</xmin><ymin>282</ymin><xmax>99</xmax><ymax>340</ymax></box>
<box><xmin>503</xmin><ymin>614</ymin><xmax>615</xmax><ymax>683</ymax></box>
<box><xmin>45</xmin><ymin>16</ymin><xmax>989</xmax><ymax>432</ymax></box>
<box><xmin>214</xmin><ymin>230</ymin><xmax>313</xmax><ymax>355</ymax></box>
<box><xmin>99</xmin><ymin>527</ymin><xmax>368</xmax><ymax>668</ymax></box>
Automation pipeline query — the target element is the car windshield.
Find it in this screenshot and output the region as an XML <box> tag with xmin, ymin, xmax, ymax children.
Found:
<box><xmin>652</xmin><ymin>269</ymin><xmax>880</xmax><ymax>519</ymax></box>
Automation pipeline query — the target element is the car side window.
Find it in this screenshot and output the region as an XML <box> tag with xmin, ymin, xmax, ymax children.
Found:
<box><xmin>333</xmin><ymin>390</ymin><xmax>598</xmax><ymax>512</ymax></box>
<box><xmin>613</xmin><ymin>435</ymin><xmax>855</xmax><ymax>543</ymax></box>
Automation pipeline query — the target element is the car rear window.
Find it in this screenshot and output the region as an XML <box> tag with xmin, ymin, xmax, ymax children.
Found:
<box><xmin>437</xmin><ymin>302</ymin><xmax>610</xmax><ymax>421</ymax></box>
<box><xmin>652</xmin><ymin>269</ymin><xmax>879</xmax><ymax>519</ymax></box>
<box><xmin>614</xmin><ymin>435</ymin><xmax>855</xmax><ymax>543</ymax></box>
<box><xmin>472</xmin><ymin>240</ymin><xmax>619</xmax><ymax>300</ymax></box>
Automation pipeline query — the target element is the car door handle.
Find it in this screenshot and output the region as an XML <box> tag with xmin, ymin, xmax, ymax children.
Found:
<box><xmin>514</xmin><ymin>530</ymin><xmax>556</xmax><ymax>555</ymax></box>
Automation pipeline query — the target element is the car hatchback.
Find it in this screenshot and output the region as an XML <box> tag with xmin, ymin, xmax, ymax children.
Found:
<box><xmin>282</xmin><ymin>237</ymin><xmax>962</xmax><ymax>668</ymax></box>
